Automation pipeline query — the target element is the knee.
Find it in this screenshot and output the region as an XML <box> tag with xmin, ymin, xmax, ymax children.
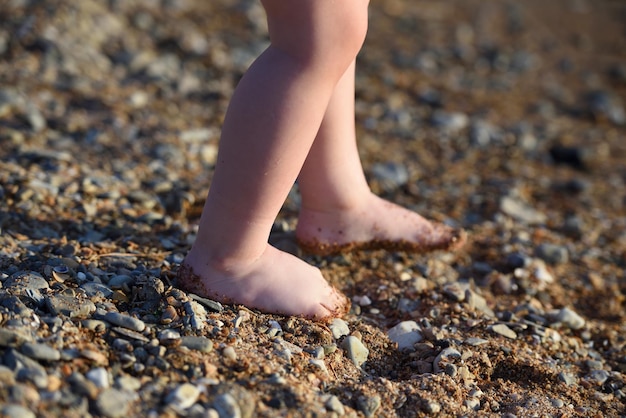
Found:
<box><xmin>262</xmin><ymin>0</ymin><xmax>369</xmax><ymax>77</ymax></box>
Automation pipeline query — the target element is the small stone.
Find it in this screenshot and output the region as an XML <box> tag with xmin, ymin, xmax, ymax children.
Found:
<box><xmin>188</xmin><ymin>293</ymin><xmax>224</xmax><ymax>312</ymax></box>
<box><xmin>324</xmin><ymin>395</ymin><xmax>345</xmax><ymax>415</ymax></box>
<box><xmin>550</xmin><ymin>307</ymin><xmax>586</xmax><ymax>330</ymax></box>
<box><xmin>551</xmin><ymin>398</ymin><xmax>564</xmax><ymax>408</ymax></box>
<box><xmin>464</xmin><ymin>337</ymin><xmax>489</xmax><ymax>346</ymax></box>
<box><xmin>166</xmin><ymin>383</ymin><xmax>201</xmax><ymax>411</ymax></box>
<box><xmin>433</xmin><ymin>347</ymin><xmax>462</xmax><ymax>374</ymax></box>
<box><xmin>558</xmin><ymin>371</ymin><xmax>577</xmax><ymax>386</ymax></box>
<box><xmin>500</xmin><ymin>196</ymin><xmax>547</xmax><ymax>225</ymax></box>
<box><xmin>0</xmin><ymin>404</ymin><xmax>36</xmax><ymax>418</ymax></box>
<box><xmin>329</xmin><ymin>318</ymin><xmax>350</xmax><ymax>339</ymax></box>
<box><xmin>341</xmin><ymin>336</ymin><xmax>369</xmax><ymax>367</ymax></box>
<box><xmin>20</xmin><ymin>342</ymin><xmax>61</xmax><ymax>362</ymax></box>
<box><xmin>46</xmin><ymin>294</ymin><xmax>96</xmax><ymax>319</ymax></box>
<box><xmin>4</xmin><ymin>271</ymin><xmax>49</xmax><ymax>294</ymax></box>
<box><xmin>422</xmin><ymin>399</ymin><xmax>441</xmax><ymax>414</ymax></box>
<box><xmin>442</xmin><ymin>282</ymin><xmax>467</xmax><ymax>302</ymax></box>
<box><xmin>490</xmin><ymin>324</ymin><xmax>518</xmax><ymax>339</ymax></box>
<box><xmin>96</xmin><ymin>389</ymin><xmax>132</xmax><ymax>418</ymax></box>
<box><xmin>387</xmin><ymin>321</ymin><xmax>423</xmax><ymax>352</ymax></box>
<box><xmin>181</xmin><ymin>336</ymin><xmax>213</xmax><ymax>353</ymax></box>
<box><xmin>587</xmin><ymin>369</ymin><xmax>609</xmax><ymax>385</ymax></box>
<box><xmin>222</xmin><ymin>346</ymin><xmax>237</xmax><ymax>361</ymax></box>
<box><xmin>309</xmin><ymin>358</ymin><xmax>329</xmax><ymax>375</ymax></box>
<box><xmin>103</xmin><ymin>312</ymin><xmax>146</xmax><ymax>332</ymax></box>
<box><xmin>86</xmin><ymin>367</ymin><xmax>110</xmax><ymax>389</ymax></box>
<box><xmin>356</xmin><ymin>395</ymin><xmax>381</xmax><ymax>417</ymax></box>
<box><xmin>0</xmin><ymin>328</ymin><xmax>32</xmax><ymax>348</ymax></box>
<box><xmin>535</xmin><ymin>243</ymin><xmax>569</xmax><ymax>265</ymax></box>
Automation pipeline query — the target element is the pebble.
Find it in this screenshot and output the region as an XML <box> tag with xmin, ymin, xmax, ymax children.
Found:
<box><xmin>433</xmin><ymin>347</ymin><xmax>462</xmax><ymax>374</ymax></box>
<box><xmin>551</xmin><ymin>398</ymin><xmax>564</xmax><ymax>408</ymax></box>
<box><xmin>387</xmin><ymin>321</ymin><xmax>423</xmax><ymax>351</ymax></box>
<box><xmin>46</xmin><ymin>294</ymin><xmax>96</xmax><ymax>319</ymax></box>
<box><xmin>96</xmin><ymin>388</ymin><xmax>133</xmax><ymax>418</ymax></box>
<box><xmin>103</xmin><ymin>312</ymin><xmax>146</xmax><ymax>332</ymax></box>
<box><xmin>329</xmin><ymin>318</ymin><xmax>350</xmax><ymax>339</ymax></box>
<box><xmin>166</xmin><ymin>383</ymin><xmax>201</xmax><ymax>411</ymax></box>
<box><xmin>324</xmin><ymin>395</ymin><xmax>345</xmax><ymax>415</ymax></box>
<box><xmin>0</xmin><ymin>405</ymin><xmax>37</xmax><ymax>418</ymax></box>
<box><xmin>558</xmin><ymin>372</ymin><xmax>577</xmax><ymax>386</ymax></box>
<box><xmin>181</xmin><ymin>336</ymin><xmax>214</xmax><ymax>353</ymax></box>
<box><xmin>86</xmin><ymin>367</ymin><xmax>110</xmax><ymax>389</ymax></box>
<box><xmin>490</xmin><ymin>324</ymin><xmax>518</xmax><ymax>339</ymax></box>
<box><xmin>535</xmin><ymin>243</ymin><xmax>569</xmax><ymax>265</ymax></box>
<box><xmin>341</xmin><ymin>336</ymin><xmax>369</xmax><ymax>367</ymax></box>
<box><xmin>222</xmin><ymin>346</ymin><xmax>237</xmax><ymax>361</ymax></box>
<box><xmin>356</xmin><ymin>394</ymin><xmax>381</xmax><ymax>417</ymax></box>
<box><xmin>20</xmin><ymin>342</ymin><xmax>61</xmax><ymax>362</ymax></box>
<box><xmin>0</xmin><ymin>328</ymin><xmax>33</xmax><ymax>348</ymax></box>
<box><xmin>500</xmin><ymin>195</ymin><xmax>547</xmax><ymax>225</ymax></box>
<box><xmin>422</xmin><ymin>399</ymin><xmax>441</xmax><ymax>414</ymax></box>
<box><xmin>370</xmin><ymin>162</ymin><xmax>409</xmax><ymax>191</ymax></box>
<box><xmin>587</xmin><ymin>369</ymin><xmax>609</xmax><ymax>385</ymax></box>
<box><xmin>550</xmin><ymin>307</ymin><xmax>586</xmax><ymax>330</ymax></box>
<box><xmin>442</xmin><ymin>282</ymin><xmax>467</xmax><ymax>302</ymax></box>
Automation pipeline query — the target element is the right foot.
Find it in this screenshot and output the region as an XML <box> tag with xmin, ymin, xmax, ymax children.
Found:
<box><xmin>177</xmin><ymin>245</ymin><xmax>349</xmax><ymax>321</ymax></box>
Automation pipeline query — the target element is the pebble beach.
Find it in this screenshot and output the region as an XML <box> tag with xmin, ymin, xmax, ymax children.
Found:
<box><xmin>1</xmin><ymin>0</ymin><xmax>625</xmax><ymax>417</ymax></box>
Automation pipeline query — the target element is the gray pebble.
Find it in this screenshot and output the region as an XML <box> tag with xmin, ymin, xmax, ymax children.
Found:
<box><xmin>341</xmin><ymin>336</ymin><xmax>369</xmax><ymax>367</ymax></box>
<box><xmin>4</xmin><ymin>271</ymin><xmax>49</xmax><ymax>294</ymax></box>
<box><xmin>356</xmin><ymin>395</ymin><xmax>381</xmax><ymax>417</ymax></box>
<box><xmin>20</xmin><ymin>342</ymin><xmax>61</xmax><ymax>362</ymax></box>
<box><xmin>465</xmin><ymin>337</ymin><xmax>489</xmax><ymax>346</ymax></box>
<box><xmin>96</xmin><ymin>388</ymin><xmax>133</xmax><ymax>418</ymax></box>
<box><xmin>103</xmin><ymin>312</ymin><xmax>146</xmax><ymax>332</ymax></box>
<box><xmin>558</xmin><ymin>371</ymin><xmax>577</xmax><ymax>386</ymax></box>
<box><xmin>422</xmin><ymin>399</ymin><xmax>441</xmax><ymax>414</ymax></box>
<box><xmin>0</xmin><ymin>404</ymin><xmax>36</xmax><ymax>418</ymax></box>
<box><xmin>46</xmin><ymin>294</ymin><xmax>96</xmax><ymax>319</ymax></box>
<box><xmin>188</xmin><ymin>293</ymin><xmax>224</xmax><ymax>312</ymax></box>
<box><xmin>0</xmin><ymin>328</ymin><xmax>33</xmax><ymax>348</ymax></box>
<box><xmin>550</xmin><ymin>307</ymin><xmax>585</xmax><ymax>330</ymax></box>
<box><xmin>166</xmin><ymin>383</ymin><xmax>201</xmax><ymax>411</ymax></box>
<box><xmin>490</xmin><ymin>324</ymin><xmax>518</xmax><ymax>339</ymax></box>
<box><xmin>370</xmin><ymin>162</ymin><xmax>409</xmax><ymax>191</ymax></box>
<box><xmin>387</xmin><ymin>321</ymin><xmax>423</xmax><ymax>352</ymax></box>
<box><xmin>535</xmin><ymin>243</ymin><xmax>569</xmax><ymax>265</ymax></box>
<box><xmin>587</xmin><ymin>369</ymin><xmax>609</xmax><ymax>385</ymax></box>
<box><xmin>86</xmin><ymin>367</ymin><xmax>110</xmax><ymax>389</ymax></box>
<box><xmin>442</xmin><ymin>282</ymin><xmax>467</xmax><ymax>302</ymax></box>
<box><xmin>433</xmin><ymin>347</ymin><xmax>462</xmax><ymax>374</ymax></box>
<box><xmin>551</xmin><ymin>398</ymin><xmax>564</xmax><ymax>408</ymax></box>
<box><xmin>329</xmin><ymin>318</ymin><xmax>350</xmax><ymax>339</ymax></box>
<box><xmin>80</xmin><ymin>282</ymin><xmax>114</xmax><ymax>298</ymax></box>
<box><xmin>181</xmin><ymin>336</ymin><xmax>213</xmax><ymax>353</ymax></box>
<box><xmin>500</xmin><ymin>196</ymin><xmax>547</xmax><ymax>225</ymax></box>
<box><xmin>324</xmin><ymin>395</ymin><xmax>345</xmax><ymax>415</ymax></box>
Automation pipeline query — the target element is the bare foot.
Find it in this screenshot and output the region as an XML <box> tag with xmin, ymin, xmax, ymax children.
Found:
<box><xmin>296</xmin><ymin>193</ymin><xmax>467</xmax><ymax>256</ymax></box>
<box><xmin>177</xmin><ymin>244</ymin><xmax>349</xmax><ymax>321</ymax></box>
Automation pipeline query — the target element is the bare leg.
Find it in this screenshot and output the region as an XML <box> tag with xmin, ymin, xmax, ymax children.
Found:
<box><xmin>179</xmin><ymin>0</ymin><xmax>369</xmax><ymax>320</ymax></box>
<box><xmin>296</xmin><ymin>61</ymin><xmax>466</xmax><ymax>256</ymax></box>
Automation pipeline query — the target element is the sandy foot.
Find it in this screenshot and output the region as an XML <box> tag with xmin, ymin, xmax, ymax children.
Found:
<box><xmin>177</xmin><ymin>244</ymin><xmax>349</xmax><ymax>321</ymax></box>
<box><xmin>296</xmin><ymin>193</ymin><xmax>466</xmax><ymax>256</ymax></box>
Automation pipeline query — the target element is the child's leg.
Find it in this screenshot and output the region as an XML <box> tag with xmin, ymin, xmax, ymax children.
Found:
<box><xmin>296</xmin><ymin>60</ymin><xmax>466</xmax><ymax>255</ymax></box>
<box><xmin>179</xmin><ymin>0</ymin><xmax>369</xmax><ymax>320</ymax></box>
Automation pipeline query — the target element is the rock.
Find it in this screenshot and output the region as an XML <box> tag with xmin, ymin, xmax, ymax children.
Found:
<box><xmin>329</xmin><ymin>318</ymin><xmax>350</xmax><ymax>339</ymax></box>
<box><xmin>356</xmin><ymin>395</ymin><xmax>381</xmax><ymax>417</ymax></box>
<box><xmin>0</xmin><ymin>328</ymin><xmax>33</xmax><ymax>348</ymax></box>
<box><xmin>550</xmin><ymin>307</ymin><xmax>586</xmax><ymax>330</ymax></box>
<box><xmin>86</xmin><ymin>367</ymin><xmax>110</xmax><ymax>389</ymax></box>
<box><xmin>96</xmin><ymin>389</ymin><xmax>133</xmax><ymax>418</ymax></box>
<box><xmin>387</xmin><ymin>321</ymin><xmax>423</xmax><ymax>351</ymax></box>
<box><xmin>500</xmin><ymin>196</ymin><xmax>547</xmax><ymax>225</ymax></box>
<box><xmin>341</xmin><ymin>336</ymin><xmax>369</xmax><ymax>367</ymax></box>
<box><xmin>207</xmin><ymin>383</ymin><xmax>256</xmax><ymax>418</ymax></box>
<box><xmin>442</xmin><ymin>282</ymin><xmax>467</xmax><ymax>302</ymax></box>
<box><xmin>558</xmin><ymin>372</ymin><xmax>577</xmax><ymax>386</ymax></box>
<box><xmin>370</xmin><ymin>162</ymin><xmax>409</xmax><ymax>191</ymax></box>
<box><xmin>4</xmin><ymin>271</ymin><xmax>49</xmax><ymax>294</ymax></box>
<box><xmin>490</xmin><ymin>324</ymin><xmax>518</xmax><ymax>339</ymax></box>
<box><xmin>433</xmin><ymin>347</ymin><xmax>462</xmax><ymax>374</ymax></box>
<box><xmin>535</xmin><ymin>243</ymin><xmax>569</xmax><ymax>265</ymax></box>
<box><xmin>45</xmin><ymin>294</ymin><xmax>96</xmax><ymax>319</ymax></box>
<box><xmin>166</xmin><ymin>383</ymin><xmax>201</xmax><ymax>411</ymax></box>
<box><xmin>103</xmin><ymin>312</ymin><xmax>146</xmax><ymax>332</ymax></box>
<box><xmin>0</xmin><ymin>404</ymin><xmax>37</xmax><ymax>418</ymax></box>
<box><xmin>422</xmin><ymin>399</ymin><xmax>441</xmax><ymax>414</ymax></box>
<box><xmin>20</xmin><ymin>342</ymin><xmax>61</xmax><ymax>362</ymax></box>
<box><xmin>181</xmin><ymin>336</ymin><xmax>213</xmax><ymax>353</ymax></box>
<box><xmin>188</xmin><ymin>293</ymin><xmax>224</xmax><ymax>312</ymax></box>
<box><xmin>320</xmin><ymin>395</ymin><xmax>343</xmax><ymax>415</ymax></box>
<box><xmin>432</xmin><ymin>110</ymin><xmax>469</xmax><ymax>132</ymax></box>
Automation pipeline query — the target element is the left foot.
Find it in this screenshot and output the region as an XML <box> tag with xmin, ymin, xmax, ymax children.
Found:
<box><xmin>295</xmin><ymin>193</ymin><xmax>466</xmax><ymax>256</ymax></box>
